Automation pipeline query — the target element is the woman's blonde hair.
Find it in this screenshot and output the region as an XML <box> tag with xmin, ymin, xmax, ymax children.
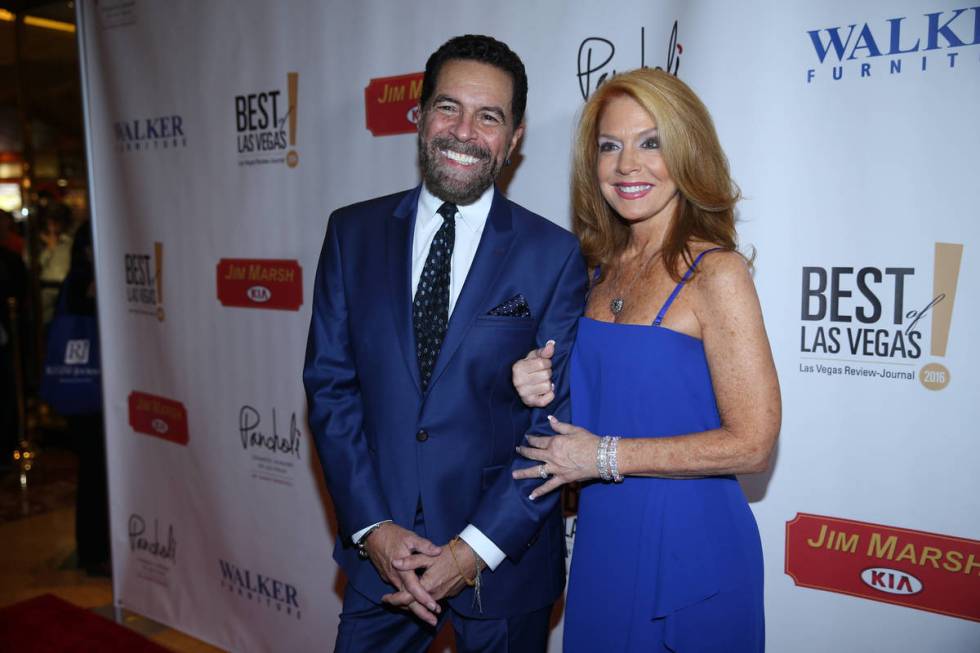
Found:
<box><xmin>572</xmin><ymin>68</ymin><xmax>741</xmax><ymax>281</ymax></box>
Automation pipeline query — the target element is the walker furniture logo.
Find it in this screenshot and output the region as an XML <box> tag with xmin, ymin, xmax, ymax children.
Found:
<box><xmin>805</xmin><ymin>6</ymin><xmax>980</xmax><ymax>84</ymax></box>
<box><xmin>365</xmin><ymin>72</ymin><xmax>424</xmax><ymax>136</ymax></box>
<box><xmin>238</xmin><ymin>405</ymin><xmax>302</xmax><ymax>487</ymax></box>
<box><xmin>128</xmin><ymin>512</ymin><xmax>177</xmax><ymax>587</ymax></box>
<box><xmin>786</xmin><ymin>513</ymin><xmax>980</xmax><ymax>622</ymax></box>
<box><xmin>114</xmin><ymin>116</ymin><xmax>186</xmax><ymax>153</ymax></box>
<box><xmin>235</xmin><ymin>72</ymin><xmax>299</xmax><ymax>168</ymax></box>
<box><xmin>798</xmin><ymin>242</ymin><xmax>963</xmax><ymax>390</ymax></box>
<box><xmin>577</xmin><ymin>21</ymin><xmax>682</xmax><ymax>100</ymax></box>
<box><xmin>125</xmin><ymin>242</ymin><xmax>164</xmax><ymax>321</ymax></box>
<box><xmin>219</xmin><ymin>559</ymin><xmax>302</xmax><ymax>620</ymax></box>
<box><xmin>128</xmin><ymin>391</ymin><xmax>189</xmax><ymax>445</ymax></box>
<box><xmin>216</xmin><ymin>258</ymin><xmax>302</xmax><ymax>311</ymax></box>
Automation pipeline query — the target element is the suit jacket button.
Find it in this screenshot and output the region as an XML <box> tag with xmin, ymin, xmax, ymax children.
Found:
<box><xmin>416</xmin><ymin>430</ymin><xmax>429</xmax><ymax>442</ymax></box>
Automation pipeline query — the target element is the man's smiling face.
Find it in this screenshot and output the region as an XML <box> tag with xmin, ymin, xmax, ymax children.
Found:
<box><xmin>418</xmin><ymin>59</ymin><xmax>524</xmax><ymax>205</ymax></box>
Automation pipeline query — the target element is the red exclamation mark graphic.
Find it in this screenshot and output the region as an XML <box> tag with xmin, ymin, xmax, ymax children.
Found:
<box><xmin>154</xmin><ymin>241</ymin><xmax>165</xmax><ymax>322</ymax></box>
<box><xmin>919</xmin><ymin>242</ymin><xmax>963</xmax><ymax>390</ymax></box>
<box><xmin>286</xmin><ymin>72</ymin><xmax>299</xmax><ymax>168</ymax></box>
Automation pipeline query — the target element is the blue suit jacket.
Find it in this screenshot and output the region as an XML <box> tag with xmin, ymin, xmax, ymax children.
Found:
<box><xmin>303</xmin><ymin>186</ymin><xmax>586</xmax><ymax>617</ymax></box>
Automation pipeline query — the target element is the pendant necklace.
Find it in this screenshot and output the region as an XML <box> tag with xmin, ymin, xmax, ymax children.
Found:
<box><xmin>610</xmin><ymin>248</ymin><xmax>661</xmax><ymax>316</ymax></box>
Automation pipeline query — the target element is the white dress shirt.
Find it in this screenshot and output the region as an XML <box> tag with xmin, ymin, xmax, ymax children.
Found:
<box><xmin>352</xmin><ymin>184</ymin><xmax>506</xmax><ymax>572</ymax></box>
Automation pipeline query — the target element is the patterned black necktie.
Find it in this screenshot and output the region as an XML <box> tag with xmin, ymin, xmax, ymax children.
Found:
<box><xmin>413</xmin><ymin>202</ymin><xmax>457</xmax><ymax>391</ymax></box>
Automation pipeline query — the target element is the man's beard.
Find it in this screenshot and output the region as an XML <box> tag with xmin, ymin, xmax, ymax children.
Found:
<box><xmin>418</xmin><ymin>134</ymin><xmax>502</xmax><ymax>205</ymax></box>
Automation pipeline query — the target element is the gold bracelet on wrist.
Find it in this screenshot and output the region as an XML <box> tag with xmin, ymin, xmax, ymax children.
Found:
<box><xmin>448</xmin><ymin>537</ymin><xmax>477</xmax><ymax>587</ymax></box>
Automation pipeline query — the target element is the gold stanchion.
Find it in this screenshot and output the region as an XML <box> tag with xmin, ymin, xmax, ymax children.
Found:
<box><xmin>7</xmin><ymin>297</ymin><xmax>35</xmax><ymax>488</ymax></box>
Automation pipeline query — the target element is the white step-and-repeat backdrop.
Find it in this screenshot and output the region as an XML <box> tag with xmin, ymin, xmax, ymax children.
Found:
<box><xmin>76</xmin><ymin>1</ymin><xmax>978</xmax><ymax>650</ymax></box>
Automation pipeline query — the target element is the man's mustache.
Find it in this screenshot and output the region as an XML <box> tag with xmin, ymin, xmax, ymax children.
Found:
<box><xmin>428</xmin><ymin>136</ymin><xmax>491</xmax><ymax>162</ymax></box>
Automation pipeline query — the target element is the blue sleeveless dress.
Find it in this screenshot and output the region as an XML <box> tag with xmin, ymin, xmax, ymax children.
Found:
<box><xmin>563</xmin><ymin>250</ymin><xmax>764</xmax><ymax>652</ymax></box>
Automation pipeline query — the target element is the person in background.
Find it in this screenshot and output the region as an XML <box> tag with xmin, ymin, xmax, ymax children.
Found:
<box><xmin>36</xmin><ymin>205</ymin><xmax>74</xmax><ymax>327</ymax></box>
<box><xmin>511</xmin><ymin>68</ymin><xmax>780</xmax><ymax>652</ymax></box>
<box><xmin>304</xmin><ymin>34</ymin><xmax>586</xmax><ymax>652</ymax></box>
<box><xmin>64</xmin><ymin>221</ymin><xmax>110</xmax><ymax>575</ymax></box>
<box><xmin>0</xmin><ymin>210</ymin><xmax>25</xmax><ymax>256</ymax></box>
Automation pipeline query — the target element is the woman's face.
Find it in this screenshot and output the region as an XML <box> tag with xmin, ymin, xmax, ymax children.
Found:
<box><xmin>595</xmin><ymin>95</ymin><xmax>679</xmax><ymax>227</ymax></box>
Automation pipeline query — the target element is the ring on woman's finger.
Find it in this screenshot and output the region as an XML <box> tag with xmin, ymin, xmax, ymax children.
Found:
<box><xmin>538</xmin><ymin>465</ymin><xmax>549</xmax><ymax>479</ymax></box>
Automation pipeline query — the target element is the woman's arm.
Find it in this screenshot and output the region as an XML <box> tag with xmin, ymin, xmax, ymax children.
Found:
<box><xmin>620</xmin><ymin>252</ymin><xmax>781</xmax><ymax>477</ymax></box>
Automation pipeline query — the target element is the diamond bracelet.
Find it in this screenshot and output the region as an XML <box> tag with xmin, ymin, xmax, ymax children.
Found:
<box><xmin>596</xmin><ymin>436</ymin><xmax>612</xmax><ymax>481</ymax></box>
<box><xmin>607</xmin><ymin>436</ymin><xmax>623</xmax><ymax>483</ymax></box>
<box><xmin>596</xmin><ymin>435</ymin><xmax>623</xmax><ymax>483</ymax></box>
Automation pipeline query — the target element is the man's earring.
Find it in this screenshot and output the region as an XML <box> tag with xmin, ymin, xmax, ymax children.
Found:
<box><xmin>505</xmin><ymin>157</ymin><xmax>512</xmax><ymax>166</ymax></box>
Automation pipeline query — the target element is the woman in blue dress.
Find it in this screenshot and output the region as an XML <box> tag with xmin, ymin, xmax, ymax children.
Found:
<box><xmin>512</xmin><ymin>68</ymin><xmax>780</xmax><ymax>651</ymax></box>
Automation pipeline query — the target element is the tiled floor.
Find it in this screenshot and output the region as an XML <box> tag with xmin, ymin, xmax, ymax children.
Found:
<box><xmin>0</xmin><ymin>445</ymin><xmax>223</xmax><ymax>653</ymax></box>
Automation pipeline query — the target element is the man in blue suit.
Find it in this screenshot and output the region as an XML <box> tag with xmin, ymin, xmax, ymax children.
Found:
<box><xmin>304</xmin><ymin>35</ymin><xmax>586</xmax><ymax>651</ymax></box>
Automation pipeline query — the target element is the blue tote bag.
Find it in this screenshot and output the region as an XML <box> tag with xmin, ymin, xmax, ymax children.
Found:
<box><xmin>39</xmin><ymin>288</ymin><xmax>102</xmax><ymax>415</ymax></box>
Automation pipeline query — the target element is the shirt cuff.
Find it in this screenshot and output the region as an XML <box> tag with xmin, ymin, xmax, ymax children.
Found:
<box><xmin>351</xmin><ymin>520</ymin><xmax>391</xmax><ymax>544</ymax></box>
<box><xmin>459</xmin><ymin>524</ymin><xmax>506</xmax><ymax>571</ymax></box>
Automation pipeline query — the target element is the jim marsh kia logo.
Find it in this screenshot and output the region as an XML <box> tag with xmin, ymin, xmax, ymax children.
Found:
<box><xmin>805</xmin><ymin>6</ymin><xmax>980</xmax><ymax>83</ymax></box>
<box><xmin>798</xmin><ymin>242</ymin><xmax>963</xmax><ymax>390</ymax></box>
<box><xmin>786</xmin><ymin>513</ymin><xmax>980</xmax><ymax>622</ymax></box>
<box><xmin>365</xmin><ymin>72</ymin><xmax>423</xmax><ymax>137</ymax></box>
<box><xmin>235</xmin><ymin>72</ymin><xmax>299</xmax><ymax>168</ymax></box>
<box><xmin>216</xmin><ymin>258</ymin><xmax>302</xmax><ymax>311</ymax></box>
<box><xmin>128</xmin><ymin>391</ymin><xmax>189</xmax><ymax>445</ymax></box>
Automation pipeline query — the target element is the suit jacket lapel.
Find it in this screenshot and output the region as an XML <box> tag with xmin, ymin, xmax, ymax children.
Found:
<box><xmin>427</xmin><ymin>187</ymin><xmax>516</xmax><ymax>392</ymax></box>
<box><xmin>387</xmin><ymin>186</ymin><xmax>423</xmax><ymax>394</ymax></box>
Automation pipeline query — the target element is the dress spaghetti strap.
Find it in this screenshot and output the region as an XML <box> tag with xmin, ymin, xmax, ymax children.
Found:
<box><xmin>652</xmin><ymin>248</ymin><xmax>723</xmax><ymax>326</ymax></box>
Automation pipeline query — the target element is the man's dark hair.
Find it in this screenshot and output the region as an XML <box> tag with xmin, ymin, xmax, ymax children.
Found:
<box><xmin>420</xmin><ymin>34</ymin><xmax>528</xmax><ymax>127</ymax></box>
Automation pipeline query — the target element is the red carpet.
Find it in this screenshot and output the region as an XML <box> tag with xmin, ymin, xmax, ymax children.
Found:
<box><xmin>0</xmin><ymin>594</ymin><xmax>171</xmax><ymax>652</ymax></box>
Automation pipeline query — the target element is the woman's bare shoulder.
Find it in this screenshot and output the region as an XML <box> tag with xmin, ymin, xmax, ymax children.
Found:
<box><xmin>690</xmin><ymin>247</ymin><xmax>751</xmax><ymax>288</ymax></box>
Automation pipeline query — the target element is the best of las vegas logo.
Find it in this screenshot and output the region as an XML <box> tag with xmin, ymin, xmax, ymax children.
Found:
<box><xmin>235</xmin><ymin>72</ymin><xmax>299</xmax><ymax>168</ymax></box>
<box><xmin>798</xmin><ymin>242</ymin><xmax>963</xmax><ymax>390</ymax></box>
<box><xmin>125</xmin><ymin>242</ymin><xmax>164</xmax><ymax>321</ymax></box>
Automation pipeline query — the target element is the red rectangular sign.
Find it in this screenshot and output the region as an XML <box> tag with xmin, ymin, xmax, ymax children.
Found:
<box><xmin>128</xmin><ymin>391</ymin><xmax>189</xmax><ymax>445</ymax></box>
<box><xmin>365</xmin><ymin>72</ymin><xmax>423</xmax><ymax>136</ymax></box>
<box><xmin>216</xmin><ymin>258</ymin><xmax>302</xmax><ymax>311</ymax></box>
<box><xmin>785</xmin><ymin>513</ymin><xmax>980</xmax><ymax>622</ymax></box>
